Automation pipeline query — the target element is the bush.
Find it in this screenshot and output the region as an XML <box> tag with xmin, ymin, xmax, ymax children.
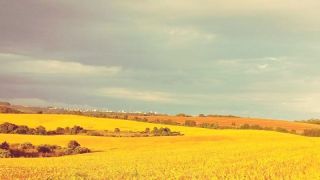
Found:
<box><xmin>56</xmin><ymin>127</ymin><xmax>65</xmax><ymax>134</ymax></box>
<box><xmin>0</xmin><ymin>141</ymin><xmax>9</xmax><ymax>150</ymax></box>
<box><xmin>303</xmin><ymin>129</ymin><xmax>320</xmax><ymax>137</ymax></box>
<box><xmin>239</xmin><ymin>124</ymin><xmax>250</xmax><ymax>129</ymax></box>
<box><xmin>86</xmin><ymin>131</ymin><xmax>104</xmax><ymax>136</ymax></box>
<box><xmin>184</xmin><ymin>120</ymin><xmax>196</xmax><ymax>127</ymax></box>
<box><xmin>73</xmin><ymin>147</ymin><xmax>90</xmax><ymax>154</ymax></box>
<box><xmin>0</xmin><ymin>149</ymin><xmax>12</xmax><ymax>158</ymax></box>
<box><xmin>290</xmin><ymin>129</ymin><xmax>297</xmax><ymax>134</ymax></box>
<box><xmin>70</xmin><ymin>126</ymin><xmax>85</xmax><ymax>134</ymax></box>
<box><xmin>18</xmin><ymin>142</ymin><xmax>34</xmax><ymax>150</ymax></box>
<box><xmin>0</xmin><ymin>122</ymin><xmax>18</xmax><ymax>133</ymax></box>
<box><xmin>27</xmin><ymin>128</ymin><xmax>36</xmax><ymax>135</ymax></box>
<box><xmin>0</xmin><ymin>142</ymin><xmax>90</xmax><ymax>158</ymax></box>
<box><xmin>199</xmin><ymin>114</ymin><xmax>206</xmax><ymax>117</ymax></box>
<box><xmin>35</xmin><ymin>126</ymin><xmax>47</xmax><ymax>135</ymax></box>
<box><xmin>37</xmin><ymin>145</ymin><xmax>53</xmax><ymax>153</ymax></box>
<box><xmin>151</xmin><ymin>127</ymin><xmax>159</xmax><ymax>136</ymax></box>
<box><xmin>158</xmin><ymin>127</ymin><xmax>171</xmax><ymax>136</ymax></box>
<box><xmin>114</xmin><ymin>128</ymin><xmax>120</xmax><ymax>133</ymax></box>
<box><xmin>14</xmin><ymin>125</ymin><xmax>30</xmax><ymax>134</ymax></box>
<box><xmin>176</xmin><ymin>113</ymin><xmax>188</xmax><ymax>117</ymax></box>
<box><xmin>145</xmin><ymin>128</ymin><xmax>150</xmax><ymax>134</ymax></box>
<box><xmin>68</xmin><ymin>140</ymin><xmax>80</xmax><ymax>149</ymax></box>
<box><xmin>250</xmin><ymin>125</ymin><xmax>263</xmax><ymax>130</ymax></box>
<box><xmin>275</xmin><ymin>127</ymin><xmax>288</xmax><ymax>133</ymax></box>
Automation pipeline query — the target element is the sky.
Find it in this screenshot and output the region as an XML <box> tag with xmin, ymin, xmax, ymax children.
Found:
<box><xmin>0</xmin><ymin>1</ymin><xmax>320</xmax><ymax>120</ymax></box>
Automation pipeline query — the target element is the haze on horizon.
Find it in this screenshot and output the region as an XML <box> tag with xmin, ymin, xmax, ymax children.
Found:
<box><xmin>0</xmin><ymin>1</ymin><xmax>320</xmax><ymax>120</ymax></box>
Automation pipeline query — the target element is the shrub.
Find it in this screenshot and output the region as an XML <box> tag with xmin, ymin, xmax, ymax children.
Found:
<box><xmin>290</xmin><ymin>129</ymin><xmax>297</xmax><ymax>134</ymax></box>
<box><xmin>0</xmin><ymin>141</ymin><xmax>9</xmax><ymax>150</ymax></box>
<box><xmin>86</xmin><ymin>131</ymin><xmax>104</xmax><ymax>136</ymax></box>
<box><xmin>199</xmin><ymin>114</ymin><xmax>206</xmax><ymax>117</ymax></box>
<box><xmin>176</xmin><ymin>113</ymin><xmax>191</xmax><ymax>117</ymax></box>
<box><xmin>199</xmin><ymin>123</ymin><xmax>210</xmax><ymax>128</ymax></box>
<box><xmin>73</xmin><ymin>147</ymin><xmax>90</xmax><ymax>154</ymax></box>
<box><xmin>199</xmin><ymin>123</ymin><xmax>218</xmax><ymax>129</ymax></box>
<box><xmin>160</xmin><ymin>127</ymin><xmax>171</xmax><ymax>136</ymax></box>
<box><xmin>145</xmin><ymin>128</ymin><xmax>150</xmax><ymax>134</ymax></box>
<box><xmin>303</xmin><ymin>129</ymin><xmax>320</xmax><ymax>137</ymax></box>
<box><xmin>55</xmin><ymin>127</ymin><xmax>65</xmax><ymax>134</ymax></box>
<box><xmin>35</xmin><ymin>126</ymin><xmax>47</xmax><ymax>135</ymax></box>
<box><xmin>184</xmin><ymin>120</ymin><xmax>196</xmax><ymax>127</ymax></box>
<box><xmin>14</xmin><ymin>125</ymin><xmax>30</xmax><ymax>134</ymax></box>
<box><xmin>70</xmin><ymin>126</ymin><xmax>85</xmax><ymax>134</ymax></box>
<box><xmin>152</xmin><ymin>127</ymin><xmax>159</xmax><ymax>136</ymax></box>
<box><xmin>18</xmin><ymin>142</ymin><xmax>34</xmax><ymax>150</ymax></box>
<box><xmin>37</xmin><ymin>145</ymin><xmax>52</xmax><ymax>153</ymax></box>
<box><xmin>63</xmin><ymin>148</ymin><xmax>75</xmax><ymax>155</ymax></box>
<box><xmin>0</xmin><ymin>122</ymin><xmax>18</xmax><ymax>133</ymax></box>
<box><xmin>27</xmin><ymin>128</ymin><xmax>36</xmax><ymax>135</ymax></box>
<box><xmin>161</xmin><ymin>119</ymin><xmax>176</xmax><ymax>125</ymax></box>
<box><xmin>114</xmin><ymin>128</ymin><xmax>120</xmax><ymax>133</ymax></box>
<box><xmin>64</xmin><ymin>127</ymin><xmax>71</xmax><ymax>134</ymax></box>
<box><xmin>0</xmin><ymin>142</ymin><xmax>90</xmax><ymax>158</ymax></box>
<box><xmin>0</xmin><ymin>149</ymin><xmax>12</xmax><ymax>158</ymax></box>
<box><xmin>275</xmin><ymin>127</ymin><xmax>289</xmax><ymax>133</ymax></box>
<box><xmin>68</xmin><ymin>140</ymin><xmax>80</xmax><ymax>149</ymax></box>
<box><xmin>239</xmin><ymin>124</ymin><xmax>250</xmax><ymax>129</ymax></box>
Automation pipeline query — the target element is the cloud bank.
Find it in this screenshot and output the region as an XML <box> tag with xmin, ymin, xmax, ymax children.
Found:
<box><xmin>0</xmin><ymin>1</ymin><xmax>320</xmax><ymax>119</ymax></box>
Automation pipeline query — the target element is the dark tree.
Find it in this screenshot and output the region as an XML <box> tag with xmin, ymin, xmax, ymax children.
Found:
<box><xmin>70</xmin><ymin>126</ymin><xmax>84</xmax><ymax>134</ymax></box>
<box><xmin>152</xmin><ymin>127</ymin><xmax>159</xmax><ymax>136</ymax></box>
<box><xmin>114</xmin><ymin>128</ymin><xmax>120</xmax><ymax>133</ymax></box>
<box><xmin>0</xmin><ymin>122</ymin><xmax>18</xmax><ymax>133</ymax></box>
<box><xmin>55</xmin><ymin>127</ymin><xmax>65</xmax><ymax>134</ymax></box>
<box><xmin>68</xmin><ymin>140</ymin><xmax>80</xmax><ymax>149</ymax></box>
<box><xmin>145</xmin><ymin>128</ymin><xmax>150</xmax><ymax>134</ymax></box>
<box><xmin>14</xmin><ymin>125</ymin><xmax>30</xmax><ymax>134</ymax></box>
<box><xmin>35</xmin><ymin>126</ymin><xmax>47</xmax><ymax>135</ymax></box>
<box><xmin>37</xmin><ymin>145</ymin><xmax>52</xmax><ymax>153</ymax></box>
<box><xmin>0</xmin><ymin>141</ymin><xmax>9</xmax><ymax>150</ymax></box>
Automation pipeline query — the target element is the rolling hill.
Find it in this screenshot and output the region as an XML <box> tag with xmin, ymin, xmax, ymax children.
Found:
<box><xmin>0</xmin><ymin>114</ymin><xmax>320</xmax><ymax>179</ymax></box>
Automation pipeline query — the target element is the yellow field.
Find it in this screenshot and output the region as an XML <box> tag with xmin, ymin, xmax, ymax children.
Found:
<box><xmin>1</xmin><ymin>114</ymin><xmax>320</xmax><ymax>179</ymax></box>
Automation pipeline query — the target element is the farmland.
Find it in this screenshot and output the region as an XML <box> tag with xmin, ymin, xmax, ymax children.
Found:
<box><xmin>1</xmin><ymin>114</ymin><xmax>320</xmax><ymax>179</ymax></box>
<box><xmin>132</xmin><ymin>115</ymin><xmax>320</xmax><ymax>133</ymax></box>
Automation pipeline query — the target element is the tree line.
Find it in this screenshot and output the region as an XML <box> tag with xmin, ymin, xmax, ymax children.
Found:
<box><xmin>0</xmin><ymin>140</ymin><xmax>90</xmax><ymax>158</ymax></box>
<box><xmin>0</xmin><ymin>122</ymin><xmax>183</xmax><ymax>137</ymax></box>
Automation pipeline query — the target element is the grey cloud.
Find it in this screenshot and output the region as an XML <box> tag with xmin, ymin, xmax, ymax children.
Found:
<box><xmin>0</xmin><ymin>1</ymin><xmax>320</xmax><ymax>120</ymax></box>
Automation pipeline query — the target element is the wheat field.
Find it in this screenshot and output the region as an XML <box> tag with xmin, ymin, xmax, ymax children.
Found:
<box><xmin>0</xmin><ymin>114</ymin><xmax>320</xmax><ymax>179</ymax></box>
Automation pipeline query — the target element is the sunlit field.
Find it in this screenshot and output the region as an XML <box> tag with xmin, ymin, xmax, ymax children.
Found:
<box><xmin>1</xmin><ymin>114</ymin><xmax>320</xmax><ymax>179</ymax></box>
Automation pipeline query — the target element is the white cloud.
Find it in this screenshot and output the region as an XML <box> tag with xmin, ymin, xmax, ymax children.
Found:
<box><xmin>215</xmin><ymin>56</ymin><xmax>292</xmax><ymax>74</ymax></box>
<box><xmin>165</xmin><ymin>27</ymin><xmax>215</xmax><ymax>41</ymax></box>
<box><xmin>163</xmin><ymin>26</ymin><xmax>216</xmax><ymax>47</ymax></box>
<box><xmin>118</xmin><ymin>0</ymin><xmax>319</xmax><ymax>21</ymax></box>
<box><xmin>257</xmin><ymin>64</ymin><xmax>269</xmax><ymax>70</ymax></box>
<box><xmin>97</xmin><ymin>87</ymin><xmax>174</xmax><ymax>102</ymax></box>
<box><xmin>0</xmin><ymin>53</ymin><xmax>121</xmax><ymax>76</ymax></box>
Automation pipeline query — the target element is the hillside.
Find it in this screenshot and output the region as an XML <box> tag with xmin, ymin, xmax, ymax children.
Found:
<box><xmin>1</xmin><ymin>102</ymin><xmax>318</xmax><ymax>134</ymax></box>
<box><xmin>0</xmin><ymin>114</ymin><xmax>320</xmax><ymax>179</ymax></box>
<box><xmin>132</xmin><ymin>115</ymin><xmax>320</xmax><ymax>133</ymax></box>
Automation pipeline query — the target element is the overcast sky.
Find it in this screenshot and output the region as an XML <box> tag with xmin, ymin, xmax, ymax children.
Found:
<box><xmin>1</xmin><ymin>1</ymin><xmax>320</xmax><ymax>120</ymax></box>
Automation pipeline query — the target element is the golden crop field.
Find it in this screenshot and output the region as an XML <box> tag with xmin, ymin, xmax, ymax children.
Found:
<box><xmin>1</xmin><ymin>114</ymin><xmax>320</xmax><ymax>179</ymax></box>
